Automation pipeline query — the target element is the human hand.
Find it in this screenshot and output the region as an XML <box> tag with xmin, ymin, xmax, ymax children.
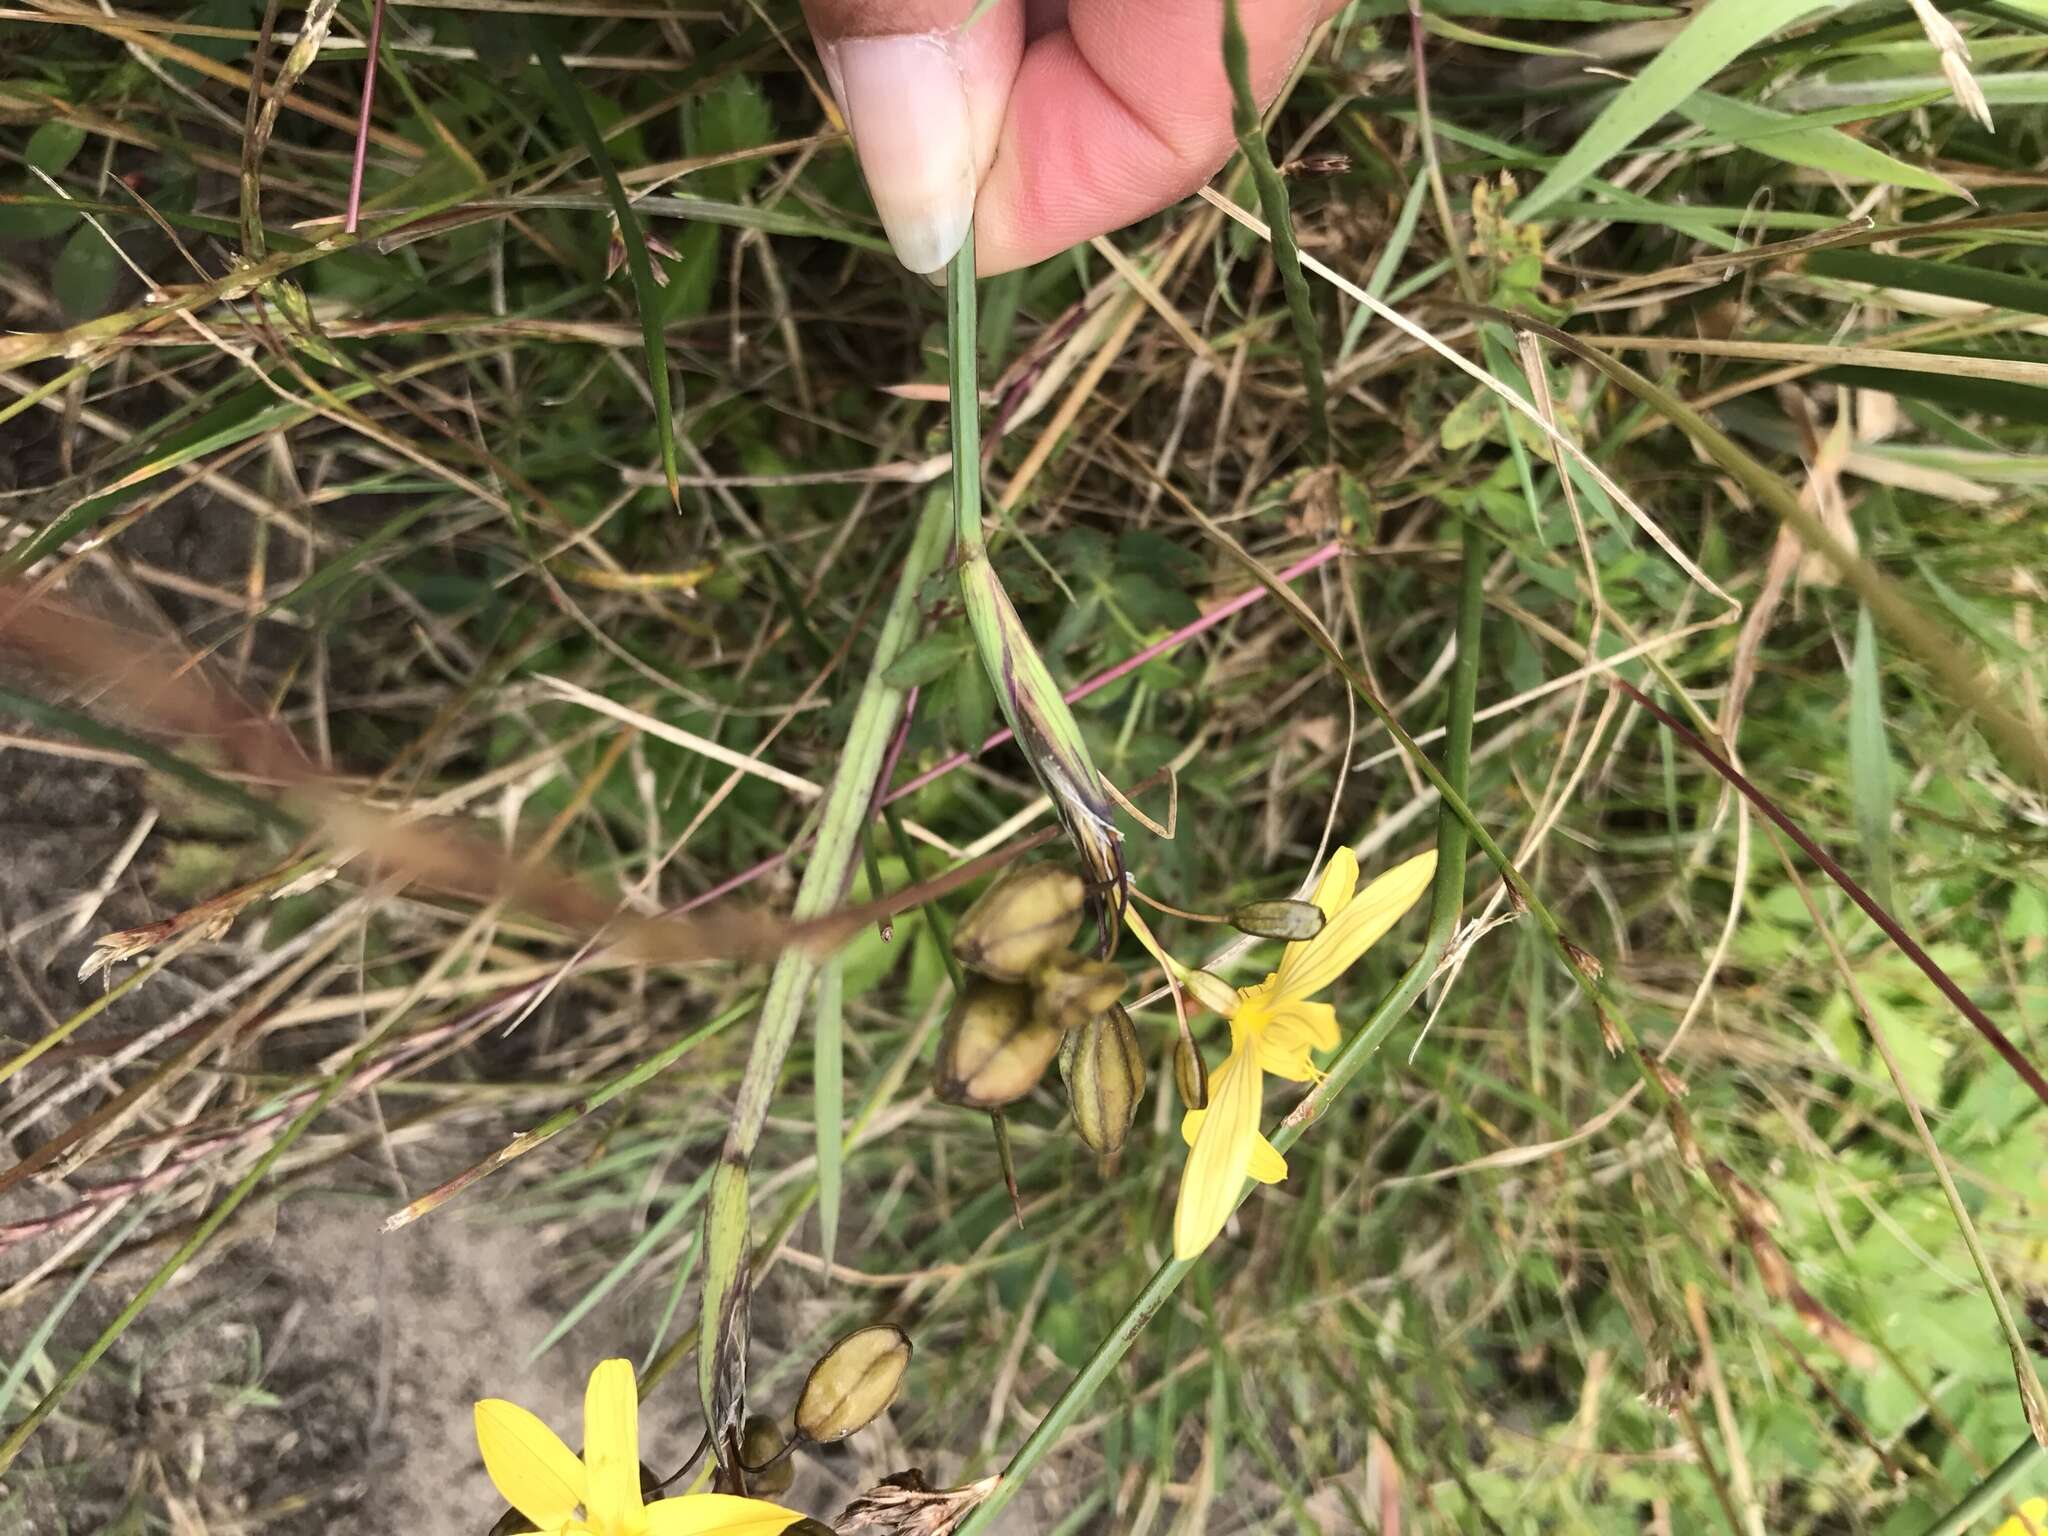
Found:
<box><xmin>799</xmin><ymin>0</ymin><xmax>1344</xmax><ymax>276</ymax></box>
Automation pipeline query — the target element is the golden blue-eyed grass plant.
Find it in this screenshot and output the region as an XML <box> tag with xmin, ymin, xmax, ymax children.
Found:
<box><xmin>475</xmin><ymin>1359</ymin><xmax>803</xmax><ymax>1536</ymax></box>
<box><xmin>1147</xmin><ymin>847</ymin><xmax>1437</xmax><ymax>1260</ymax></box>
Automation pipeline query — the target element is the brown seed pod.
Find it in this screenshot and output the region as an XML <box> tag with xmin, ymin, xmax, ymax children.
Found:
<box><xmin>1174</xmin><ymin>1036</ymin><xmax>1210</xmax><ymax>1112</ymax></box>
<box><xmin>796</xmin><ymin>1325</ymin><xmax>912</xmax><ymax>1444</ymax></box>
<box><xmin>935</xmin><ymin>980</ymin><xmax>1063</xmax><ymax>1108</ymax></box>
<box><xmin>1060</xmin><ymin>1003</ymin><xmax>1145</xmax><ymax>1156</ymax></box>
<box><xmin>1029</xmin><ymin>951</ymin><xmax>1126</xmax><ymax>1035</ymax></box>
<box><xmin>1228</xmin><ymin>898</ymin><xmax>1327</xmax><ymax>943</ymax></box>
<box><xmin>951</xmin><ymin>863</ymin><xmax>1086</xmax><ymax>982</ymax></box>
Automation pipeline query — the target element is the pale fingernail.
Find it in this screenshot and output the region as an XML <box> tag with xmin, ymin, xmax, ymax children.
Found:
<box><xmin>831</xmin><ymin>34</ymin><xmax>975</xmax><ymax>275</ymax></box>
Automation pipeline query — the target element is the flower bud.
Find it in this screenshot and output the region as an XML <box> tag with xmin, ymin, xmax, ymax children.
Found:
<box><xmin>951</xmin><ymin>863</ymin><xmax>1086</xmax><ymax>982</ymax></box>
<box><xmin>1174</xmin><ymin>1037</ymin><xmax>1209</xmax><ymax>1111</ymax></box>
<box><xmin>1179</xmin><ymin>968</ymin><xmax>1239</xmax><ymax>1017</ymax></box>
<box><xmin>795</xmin><ymin>1325</ymin><xmax>911</xmax><ymax>1444</ymax></box>
<box><xmin>739</xmin><ymin>1414</ymin><xmax>794</xmax><ymax>1497</ymax></box>
<box><xmin>935</xmin><ymin>980</ymin><xmax>1062</xmax><ymax>1108</ymax></box>
<box><xmin>1030</xmin><ymin>952</ymin><xmax>1126</xmax><ymax>1035</ymax></box>
<box><xmin>1228</xmin><ymin>898</ymin><xmax>1326</xmax><ymax>943</ymax></box>
<box><xmin>1060</xmin><ymin>1004</ymin><xmax>1144</xmax><ymax>1156</ymax></box>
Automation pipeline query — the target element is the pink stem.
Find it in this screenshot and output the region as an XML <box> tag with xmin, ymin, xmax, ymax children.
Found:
<box><xmin>343</xmin><ymin>0</ymin><xmax>387</xmax><ymax>234</ymax></box>
<box><xmin>674</xmin><ymin>539</ymin><xmax>1343</xmax><ymax>913</ymax></box>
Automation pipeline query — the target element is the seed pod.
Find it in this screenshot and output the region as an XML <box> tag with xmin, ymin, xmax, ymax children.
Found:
<box><xmin>1174</xmin><ymin>1036</ymin><xmax>1209</xmax><ymax>1112</ymax></box>
<box><xmin>796</xmin><ymin>1325</ymin><xmax>912</xmax><ymax>1444</ymax></box>
<box><xmin>1061</xmin><ymin>1004</ymin><xmax>1144</xmax><ymax>1155</ymax></box>
<box><xmin>951</xmin><ymin>863</ymin><xmax>1086</xmax><ymax>982</ymax></box>
<box><xmin>1030</xmin><ymin>952</ymin><xmax>1126</xmax><ymax>1035</ymax></box>
<box><xmin>739</xmin><ymin>1413</ymin><xmax>794</xmax><ymax>1497</ymax></box>
<box><xmin>935</xmin><ymin>980</ymin><xmax>1062</xmax><ymax>1108</ymax></box>
<box><xmin>1228</xmin><ymin>898</ymin><xmax>1326</xmax><ymax>943</ymax></box>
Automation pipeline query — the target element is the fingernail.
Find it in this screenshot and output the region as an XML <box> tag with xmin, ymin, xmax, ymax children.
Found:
<box><xmin>831</xmin><ymin>34</ymin><xmax>975</xmax><ymax>275</ymax></box>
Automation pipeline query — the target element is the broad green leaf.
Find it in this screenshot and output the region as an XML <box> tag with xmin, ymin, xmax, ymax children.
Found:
<box><xmin>1516</xmin><ymin>0</ymin><xmax>1849</xmax><ymax>222</ymax></box>
<box><xmin>1849</xmin><ymin>605</ymin><xmax>1895</xmax><ymax>911</ymax></box>
<box><xmin>1675</xmin><ymin>89</ymin><xmax>1962</xmax><ymax>196</ymax></box>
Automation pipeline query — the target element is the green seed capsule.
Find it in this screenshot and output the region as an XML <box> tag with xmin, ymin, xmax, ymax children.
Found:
<box><xmin>1030</xmin><ymin>951</ymin><xmax>1127</xmax><ymax>1035</ymax></box>
<box><xmin>951</xmin><ymin>863</ymin><xmax>1087</xmax><ymax>982</ymax></box>
<box><xmin>1175</xmin><ymin>1036</ymin><xmax>1209</xmax><ymax>1112</ymax></box>
<box><xmin>1229</xmin><ymin>898</ymin><xmax>1327</xmax><ymax>943</ymax></box>
<box><xmin>1061</xmin><ymin>1004</ymin><xmax>1145</xmax><ymax>1155</ymax></box>
<box><xmin>795</xmin><ymin>1325</ymin><xmax>912</xmax><ymax>1444</ymax></box>
<box><xmin>739</xmin><ymin>1414</ymin><xmax>794</xmax><ymax>1497</ymax></box>
<box><xmin>935</xmin><ymin>980</ymin><xmax>1063</xmax><ymax>1108</ymax></box>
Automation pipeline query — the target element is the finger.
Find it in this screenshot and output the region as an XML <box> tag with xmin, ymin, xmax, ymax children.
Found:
<box><xmin>801</xmin><ymin>0</ymin><xmax>1025</xmax><ymax>273</ymax></box>
<box><xmin>974</xmin><ymin>0</ymin><xmax>1339</xmax><ymax>275</ymax></box>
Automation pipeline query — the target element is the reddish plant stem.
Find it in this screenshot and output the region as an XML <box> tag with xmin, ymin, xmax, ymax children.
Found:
<box><xmin>344</xmin><ymin>0</ymin><xmax>387</xmax><ymax>234</ymax></box>
<box><xmin>1614</xmin><ymin>677</ymin><xmax>2048</xmax><ymax>1108</ymax></box>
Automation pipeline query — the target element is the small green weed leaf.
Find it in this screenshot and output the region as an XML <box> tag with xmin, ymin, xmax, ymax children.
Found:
<box><xmin>54</xmin><ymin>222</ymin><xmax>119</xmax><ymax>319</ymax></box>
<box><xmin>1516</xmin><ymin>0</ymin><xmax>1850</xmax><ymax>222</ymax></box>
<box><xmin>25</xmin><ymin>120</ymin><xmax>85</xmax><ymax>176</ymax></box>
<box><xmin>885</xmin><ymin>630</ymin><xmax>971</xmax><ymax>689</ymax></box>
<box><xmin>1675</xmin><ymin>90</ymin><xmax>1963</xmax><ymax>196</ymax></box>
<box><xmin>683</xmin><ymin>76</ymin><xmax>774</xmax><ymax>202</ymax></box>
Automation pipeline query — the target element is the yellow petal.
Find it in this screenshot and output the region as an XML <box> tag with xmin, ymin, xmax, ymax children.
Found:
<box><xmin>645</xmin><ymin>1493</ymin><xmax>807</xmax><ymax>1535</ymax></box>
<box><xmin>475</xmin><ymin>1398</ymin><xmax>583</xmax><ymax>1531</ymax></box>
<box><xmin>1272</xmin><ymin>847</ymin><xmax>1358</xmax><ymax>993</ymax></box>
<box><xmin>1273</xmin><ymin>850</ymin><xmax>1436</xmax><ymax>1002</ymax></box>
<box><xmin>582</xmin><ymin>1359</ymin><xmax>643</xmax><ymax>1525</ymax></box>
<box><xmin>1991</xmin><ymin>1499</ymin><xmax>2048</xmax><ymax>1536</ymax></box>
<box><xmin>1247</xmin><ymin>1133</ymin><xmax>1287</xmax><ymax>1184</ymax></box>
<box><xmin>1174</xmin><ymin>1048</ymin><xmax>1261</xmax><ymax>1260</ymax></box>
<box><xmin>1258</xmin><ymin>999</ymin><xmax>1338</xmax><ymax>1080</ymax></box>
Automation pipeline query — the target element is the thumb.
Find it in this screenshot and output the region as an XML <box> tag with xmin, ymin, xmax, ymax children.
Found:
<box><xmin>801</xmin><ymin>0</ymin><xmax>1023</xmax><ymax>274</ymax></box>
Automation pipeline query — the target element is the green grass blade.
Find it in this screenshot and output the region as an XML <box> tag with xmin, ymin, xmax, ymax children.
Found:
<box><xmin>532</xmin><ymin>34</ymin><xmax>680</xmax><ymax>506</ymax></box>
<box><xmin>1222</xmin><ymin>0</ymin><xmax>1327</xmax><ymax>461</ymax></box>
<box><xmin>695</xmin><ymin>484</ymin><xmax>952</xmax><ymax>1456</ymax></box>
<box><xmin>1515</xmin><ymin>0</ymin><xmax>1848</xmax><ymax>222</ymax></box>
<box><xmin>1674</xmin><ymin>89</ymin><xmax>1965</xmax><ymax>196</ymax></box>
<box><xmin>1849</xmin><ymin>605</ymin><xmax>1895</xmax><ymax>912</ymax></box>
<box><xmin>814</xmin><ymin>955</ymin><xmax>844</xmax><ymax>1273</ymax></box>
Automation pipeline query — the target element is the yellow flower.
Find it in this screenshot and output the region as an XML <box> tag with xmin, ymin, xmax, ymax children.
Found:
<box><xmin>1992</xmin><ymin>1497</ymin><xmax>2048</xmax><ymax>1536</ymax></box>
<box><xmin>474</xmin><ymin>1359</ymin><xmax>804</xmax><ymax>1536</ymax></box>
<box><xmin>1173</xmin><ymin>847</ymin><xmax>1436</xmax><ymax>1260</ymax></box>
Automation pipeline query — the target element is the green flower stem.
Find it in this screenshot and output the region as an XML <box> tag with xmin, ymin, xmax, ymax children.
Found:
<box><xmin>694</xmin><ymin>483</ymin><xmax>952</xmax><ymax>1452</ymax></box>
<box><xmin>1914</xmin><ymin>1436</ymin><xmax>2047</xmax><ymax>1536</ymax></box>
<box><xmin>953</xmin><ymin>521</ymin><xmax>1485</xmax><ymax>1534</ymax></box>
<box><xmin>1222</xmin><ymin>0</ymin><xmax>1328</xmax><ymax>462</ymax></box>
<box><xmin>946</xmin><ymin>230</ymin><xmax>1126</xmax><ymax>939</ymax></box>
